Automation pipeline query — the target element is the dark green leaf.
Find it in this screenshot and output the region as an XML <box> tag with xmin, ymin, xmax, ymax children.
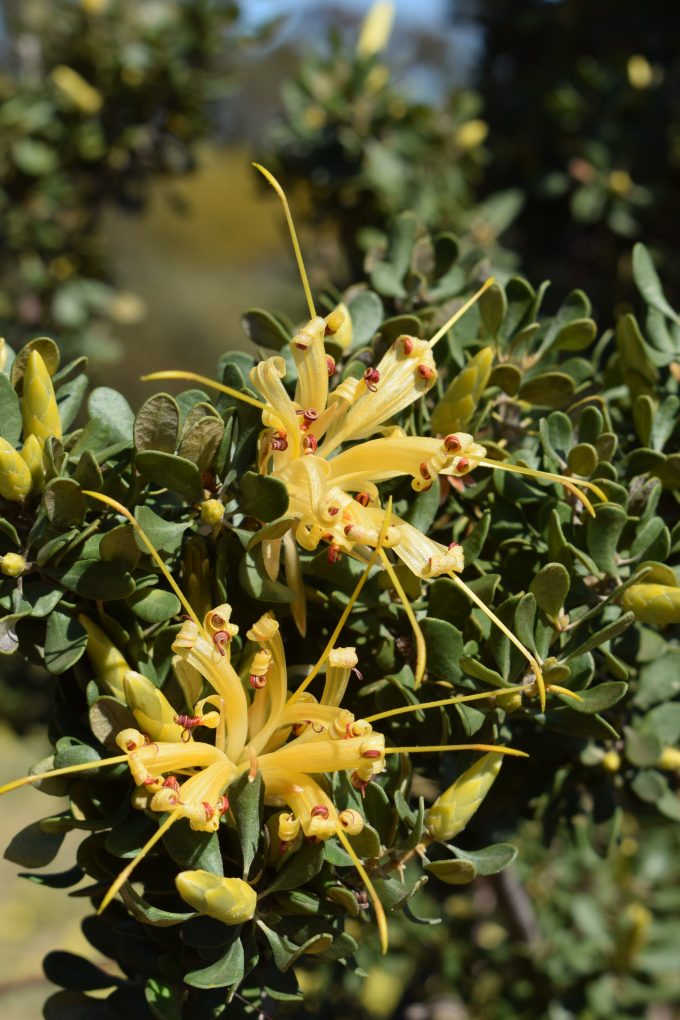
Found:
<box><xmin>0</xmin><ymin>372</ymin><xmax>22</xmax><ymax>446</ymax></box>
<box><xmin>4</xmin><ymin>820</ymin><xmax>65</xmax><ymax>867</ymax></box>
<box><xmin>88</xmin><ymin>387</ymin><xmax>134</xmax><ymax>443</ymax></box>
<box><xmin>425</xmin><ymin>859</ymin><xmax>476</xmax><ymax>885</ymax></box>
<box><xmin>240</xmin><ymin>471</ymin><xmax>289</xmax><ymax>522</ymax></box>
<box><xmin>134</xmin><ymin>506</ymin><xmax>190</xmax><ymax>554</ymax></box>
<box><xmin>135</xmin><ymin>451</ymin><xmax>202</xmax><ymax>502</ymax></box>
<box><xmin>347</xmin><ymin>291</ymin><xmax>384</xmax><ymax>349</ymax></box>
<box><xmin>530</xmin><ymin>562</ymin><xmax>570</xmax><ymax>620</ymax></box>
<box><xmin>43</xmin><ymin>478</ymin><xmax>85</xmax><ymax>528</ymax></box>
<box><xmin>421</xmin><ymin>617</ymin><xmax>464</xmax><ymax>683</ymax></box>
<box><xmin>134</xmin><ymin>394</ymin><xmax>180</xmax><ymax>454</ymax></box>
<box><xmin>632</xmin><ymin>243</ymin><xmax>680</xmax><ymax>324</ymax></box>
<box><xmin>43</xmin><ymin>951</ymin><xmax>120</xmax><ymax>991</ymax></box>
<box><xmin>450</xmin><ymin>842</ymin><xmax>518</xmax><ymax>875</ymax></box>
<box><xmin>44</xmin><ymin>611</ymin><xmax>88</xmax><ymax>674</ymax></box>
<box><xmin>128</xmin><ymin>587</ymin><xmax>181</xmax><ymax>623</ymax></box>
<box><xmin>43</xmin><ymin>560</ymin><xmax>135</xmax><ymax>602</ymax></box>
<box><xmin>557</xmin><ymin>681</ymin><xmax>627</xmax><ymax>714</ymax></box>
<box><xmin>241</xmin><ymin>309</ymin><xmax>290</xmax><ymax>350</ymax></box>
<box><xmin>229</xmin><ymin>771</ymin><xmax>264</xmax><ymax>876</ymax></box>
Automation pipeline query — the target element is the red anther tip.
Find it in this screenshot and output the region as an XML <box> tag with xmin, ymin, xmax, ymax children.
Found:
<box><xmin>417</xmin><ymin>364</ymin><xmax>435</xmax><ymax>380</ymax></box>
<box><xmin>310</xmin><ymin>805</ymin><xmax>330</xmax><ymax>819</ymax></box>
<box><xmin>355</xmin><ymin>492</ymin><xmax>371</xmax><ymax>507</ymax></box>
<box><xmin>444</xmin><ymin>434</ymin><xmax>461</xmax><ymax>451</ymax></box>
<box><xmin>457</xmin><ymin>457</ymin><xmax>469</xmax><ymax>472</ymax></box>
<box><xmin>419</xmin><ymin>462</ymin><xmax>432</xmax><ymax>480</ymax></box>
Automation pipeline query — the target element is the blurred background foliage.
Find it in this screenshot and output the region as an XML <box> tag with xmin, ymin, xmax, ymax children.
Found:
<box><xmin>1</xmin><ymin>1</ymin><xmax>679</xmax><ymax>1018</ymax></box>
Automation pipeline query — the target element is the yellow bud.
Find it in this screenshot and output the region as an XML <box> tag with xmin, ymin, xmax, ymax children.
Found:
<box><xmin>0</xmin><ymin>437</ymin><xmax>33</xmax><ymax>502</ymax></box>
<box><xmin>200</xmin><ymin>499</ymin><xmax>224</xmax><ymax>526</ymax></box>
<box><xmin>20</xmin><ymin>433</ymin><xmax>45</xmax><ymax>492</ymax></box>
<box><xmin>622</xmin><ymin>583</ymin><xmax>680</xmax><ymax>625</ymax></box>
<box><xmin>627</xmin><ymin>55</ymin><xmax>653</xmax><ymax>90</ymax></box>
<box><xmin>175</xmin><ymin>871</ymin><xmax>257</xmax><ymax>925</ymax></box>
<box><xmin>657</xmin><ymin>747</ymin><xmax>680</xmax><ymax>772</ymax></box>
<box><xmin>51</xmin><ymin>65</ymin><xmax>103</xmax><ymax>115</ymax></box>
<box><xmin>455</xmin><ymin>119</ymin><xmax>489</xmax><ymax>151</ymax></box>
<box><xmin>22</xmin><ymin>350</ymin><xmax>62</xmax><ymax>446</ymax></box>
<box><xmin>614</xmin><ymin>902</ymin><xmax>652</xmax><ymax>970</ymax></box>
<box><xmin>608</xmin><ymin>170</ymin><xmax>633</xmax><ymax>197</ymax></box>
<box><xmin>0</xmin><ymin>553</ymin><xmax>27</xmax><ymax>578</ymax></box>
<box><xmin>601</xmin><ymin>750</ymin><xmax>621</xmax><ymax>773</ymax></box>
<box><xmin>356</xmin><ymin>1</ymin><xmax>394</xmax><ymax>59</ymax></box>
<box><xmin>122</xmin><ymin>671</ymin><xmax>184</xmax><ymax>742</ymax></box>
<box><xmin>426</xmin><ymin>752</ymin><xmax>503</xmax><ymax>842</ymax></box>
<box><xmin>324</xmin><ymin>303</ymin><xmax>353</xmax><ymax>352</ymax></box>
<box><xmin>79</xmin><ymin>615</ymin><xmax>131</xmax><ymax>700</ymax></box>
<box><xmin>0</xmin><ymin>338</ymin><xmax>8</xmax><ymax>373</ymax></box>
<box><xmin>431</xmin><ymin>347</ymin><xmax>494</xmax><ymax>435</ymax></box>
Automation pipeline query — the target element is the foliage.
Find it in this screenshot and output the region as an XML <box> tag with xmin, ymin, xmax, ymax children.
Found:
<box><xmin>0</xmin><ymin>0</ymin><xmax>241</xmax><ymax>363</ymax></box>
<box><xmin>264</xmin><ymin>9</ymin><xmax>521</xmax><ymax>279</ymax></box>
<box><xmin>1</xmin><ymin>126</ymin><xmax>679</xmax><ymax>1019</ymax></box>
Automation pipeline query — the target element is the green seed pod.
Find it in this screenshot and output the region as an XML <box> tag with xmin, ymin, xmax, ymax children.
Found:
<box><xmin>21</xmin><ymin>349</ymin><xmax>62</xmax><ymax>445</ymax></box>
<box><xmin>175</xmin><ymin>871</ymin><xmax>257</xmax><ymax>925</ymax></box>
<box><xmin>430</xmin><ymin>347</ymin><xmax>494</xmax><ymax>435</ymax></box>
<box><xmin>123</xmin><ymin>671</ymin><xmax>185</xmax><ymax>742</ymax></box>
<box><xmin>0</xmin><ymin>553</ymin><xmax>27</xmax><ymax>578</ymax></box>
<box><xmin>79</xmin><ymin>615</ymin><xmax>131</xmax><ymax>700</ymax></box>
<box><xmin>426</xmin><ymin>751</ymin><xmax>503</xmax><ymax>842</ymax></box>
<box><xmin>0</xmin><ymin>436</ymin><xmax>33</xmax><ymax>502</ymax></box>
<box><xmin>200</xmin><ymin>498</ymin><xmax>225</xmax><ymax>526</ymax></box>
<box><xmin>20</xmin><ymin>433</ymin><xmax>46</xmax><ymax>492</ymax></box>
<box><xmin>622</xmin><ymin>583</ymin><xmax>680</xmax><ymax>625</ymax></box>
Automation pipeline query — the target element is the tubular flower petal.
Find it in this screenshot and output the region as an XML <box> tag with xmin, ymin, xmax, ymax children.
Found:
<box><xmin>21</xmin><ymin>350</ymin><xmax>62</xmax><ymax>445</ymax></box>
<box><xmin>79</xmin><ymin>615</ymin><xmax>131</xmax><ymax>700</ymax></box>
<box><xmin>175</xmin><ymin>871</ymin><xmax>257</xmax><ymax>924</ymax></box>
<box><xmin>123</xmin><ymin>671</ymin><xmax>186</xmax><ymax>743</ymax></box>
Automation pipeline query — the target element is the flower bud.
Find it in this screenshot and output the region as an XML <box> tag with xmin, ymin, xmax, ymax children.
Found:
<box><xmin>601</xmin><ymin>750</ymin><xmax>621</xmax><ymax>773</ymax></box>
<box><xmin>175</xmin><ymin>871</ymin><xmax>257</xmax><ymax>925</ymax></box>
<box><xmin>622</xmin><ymin>583</ymin><xmax>680</xmax><ymax>625</ymax></box>
<box><xmin>356</xmin><ymin>1</ymin><xmax>394</xmax><ymax>59</ymax></box>
<box><xmin>426</xmin><ymin>752</ymin><xmax>503</xmax><ymax>842</ymax></box>
<box><xmin>21</xmin><ymin>350</ymin><xmax>62</xmax><ymax>446</ymax></box>
<box><xmin>0</xmin><ymin>338</ymin><xmax>9</xmax><ymax>373</ymax></box>
<box><xmin>657</xmin><ymin>747</ymin><xmax>680</xmax><ymax>772</ymax></box>
<box><xmin>200</xmin><ymin>499</ymin><xmax>224</xmax><ymax>526</ymax></box>
<box><xmin>123</xmin><ymin>671</ymin><xmax>185</xmax><ymax>742</ymax></box>
<box><xmin>431</xmin><ymin>346</ymin><xmax>494</xmax><ymax>435</ymax></box>
<box><xmin>0</xmin><ymin>437</ymin><xmax>33</xmax><ymax>502</ymax></box>
<box><xmin>20</xmin><ymin>433</ymin><xmax>45</xmax><ymax>492</ymax></box>
<box><xmin>0</xmin><ymin>553</ymin><xmax>27</xmax><ymax>578</ymax></box>
<box><xmin>51</xmin><ymin>65</ymin><xmax>103</xmax><ymax>115</ymax></box>
<box><xmin>79</xmin><ymin>615</ymin><xmax>131</xmax><ymax>700</ymax></box>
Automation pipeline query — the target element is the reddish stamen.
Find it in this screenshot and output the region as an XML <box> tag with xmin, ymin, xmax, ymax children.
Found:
<box><xmin>311</xmin><ymin>805</ymin><xmax>330</xmax><ymax>819</ymax></box>
<box><xmin>456</xmin><ymin>457</ymin><xmax>470</xmax><ymax>473</ymax></box>
<box><xmin>212</xmin><ymin>631</ymin><xmax>231</xmax><ymax>656</ymax></box>
<box><xmin>355</xmin><ymin>492</ymin><xmax>371</xmax><ymax>507</ymax></box>
<box><xmin>327</xmin><ymin>545</ymin><xmax>342</xmax><ymax>565</ymax></box>
<box><xmin>417</xmin><ymin>364</ymin><xmax>435</xmax><ymax>380</ymax></box>
<box><xmin>419</xmin><ymin>462</ymin><xmax>432</xmax><ymax>480</ymax></box>
<box><xmin>271</xmin><ymin>431</ymin><xmax>288</xmax><ymax>452</ymax></box>
<box><xmin>444</xmin><ymin>434</ymin><xmax>461</xmax><ymax>452</ymax></box>
<box><xmin>249</xmin><ymin>673</ymin><xmax>267</xmax><ymax>690</ymax></box>
<box><xmin>303</xmin><ymin>434</ymin><xmax>318</xmax><ymax>454</ymax></box>
<box><xmin>402</xmin><ymin>337</ymin><xmax>414</xmax><ymax>355</ymax></box>
<box><xmin>326</xmin><ymin>356</ymin><xmax>336</xmax><ymax>377</ymax></box>
<box><xmin>363</xmin><ymin>367</ymin><xmax>380</xmax><ymax>392</ymax></box>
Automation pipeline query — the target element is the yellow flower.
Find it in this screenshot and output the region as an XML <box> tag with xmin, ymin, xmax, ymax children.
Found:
<box><xmin>2</xmin><ymin>493</ymin><xmax>528</xmax><ymax>954</ymax></box>
<box><xmin>144</xmin><ymin>168</ymin><xmax>605</xmax><ymax>705</ymax></box>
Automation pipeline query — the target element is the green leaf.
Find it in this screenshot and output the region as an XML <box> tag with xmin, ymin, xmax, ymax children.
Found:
<box><xmin>134</xmin><ymin>506</ymin><xmax>190</xmax><ymax>554</ymax></box>
<box><xmin>121</xmin><ymin>885</ymin><xmax>194</xmax><ymax>928</ymax></box>
<box><xmin>185</xmin><ymin>936</ymin><xmax>244</xmax><ymax>989</ymax></box>
<box><xmin>635</xmin><ymin>652</ymin><xmax>680</xmax><ymax>709</ymax></box>
<box><xmin>421</xmin><ymin>618</ymin><xmax>464</xmax><ymax>683</ymax></box>
<box><xmin>489</xmin><ymin>363</ymin><xmax>522</xmax><ymax>396</ymax></box>
<box><xmin>43</xmin><ymin>478</ymin><xmax>85</xmax><ymax>528</ymax></box>
<box><xmin>586</xmin><ymin>505</ymin><xmax>627</xmax><ymax>575</ymax></box>
<box><xmin>99</xmin><ymin>525</ymin><xmax>141</xmax><ymax>571</ymax></box>
<box><xmin>403</xmin><ymin>480</ymin><xmax>439</xmax><ymax>534</ymax></box>
<box><xmin>239</xmin><ymin>546</ymin><xmax>296</xmax><ymax>603</ymax></box>
<box><xmin>134</xmin><ymin>394</ymin><xmax>180</xmax><ymax>454</ymax></box>
<box><xmin>246</xmin><ymin>516</ymin><xmax>295</xmax><ymax>550</ymax></box>
<box><xmin>347</xmin><ymin>291</ymin><xmax>384</xmax><ymax>349</ymax></box>
<box><xmin>0</xmin><ymin>373</ymin><xmax>22</xmax><ymax>446</ymax></box>
<box><xmin>135</xmin><ymin>451</ymin><xmax>202</xmax><ymax>502</ymax></box>
<box><xmin>144</xmin><ymin>978</ymin><xmax>182</xmax><ymax>1020</ymax></box>
<box><xmin>519</xmin><ymin>371</ymin><xmax>575</xmax><ymax>408</ymax></box>
<box><xmin>530</xmin><ymin>562</ymin><xmax>570</xmax><ymax>620</ymax></box>
<box><xmin>552</xmin><ymin>318</ymin><xmax>597</xmax><ymax>353</ymax></box>
<box><xmin>229</xmin><ymin>771</ymin><xmax>264</xmax><ymax>877</ymax></box>
<box><xmin>177</xmin><ymin>417</ymin><xmax>224</xmax><ymax>470</ymax></box>
<box><xmin>163</xmin><ymin>821</ymin><xmax>223</xmax><ymax>876</ymax></box>
<box><xmin>241</xmin><ymin>309</ymin><xmax>290</xmax><ymax>350</ymax></box>
<box><xmin>557</xmin><ymin>681</ymin><xmax>627</xmax><ymax>714</ymax></box>
<box><xmin>128</xmin><ymin>587</ymin><xmax>181</xmax><ymax>624</ymax></box>
<box><xmin>263</xmin><ymin>841</ymin><xmax>325</xmax><ymax>895</ymax></box>
<box><xmin>44</xmin><ymin>611</ymin><xmax>88</xmax><ymax>674</ymax></box>
<box><xmin>632</xmin><ymin>243</ymin><xmax>680</xmax><ymax>324</ymax></box>
<box><xmin>624</xmin><ymin>726</ymin><xmax>662</xmax><ymax>767</ymax></box>
<box><xmin>425</xmin><ymin>859</ymin><xmax>476</xmax><ymax>885</ymax></box>
<box><xmin>564</xmin><ymin>612</ymin><xmax>635</xmax><ymax>660</ymax></box>
<box><xmin>546</xmin><ymin>707</ymin><xmax>619</xmax><ymax>740</ymax></box>
<box><xmin>88</xmin><ymin>388</ymin><xmax>134</xmax><ymax>444</ymax></box>
<box><xmin>450</xmin><ymin>842</ymin><xmax>518</xmax><ymax>875</ymax></box>
<box><xmin>479</xmin><ymin>282</ymin><xmax>507</xmax><ymax>337</ymax></box>
<box><xmin>43</xmin><ymin>951</ymin><xmax>120</xmax><ymax>991</ymax></box>
<box><xmin>240</xmin><ymin>471</ymin><xmax>289</xmax><ymax>522</ymax></box>
<box><xmin>4</xmin><ymin>820</ymin><xmax>65</xmax><ymax>867</ymax></box>
<box><xmin>567</xmin><ymin>443</ymin><xmax>598</xmax><ymax>476</ymax></box>
<box><xmin>43</xmin><ymin>560</ymin><xmax>135</xmax><ymax>602</ymax></box>
<box><xmin>258</xmin><ymin>921</ymin><xmax>332</xmax><ymax>973</ymax></box>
